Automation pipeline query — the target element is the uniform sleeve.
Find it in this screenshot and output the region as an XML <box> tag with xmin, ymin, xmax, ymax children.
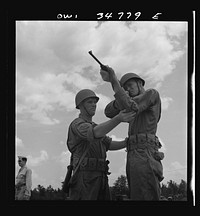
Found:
<box><xmin>104</xmin><ymin>100</ymin><xmax>120</xmax><ymax>118</ymax></box>
<box><xmin>25</xmin><ymin>169</ymin><xmax>32</xmax><ymax>196</ymax></box>
<box><xmin>133</xmin><ymin>89</ymin><xmax>160</xmax><ymax>113</ymax></box>
<box><xmin>101</xmin><ymin>136</ymin><xmax>112</xmax><ymax>151</ymax></box>
<box><xmin>71</xmin><ymin>120</ymin><xmax>95</xmax><ymax>142</ymax></box>
<box><xmin>114</xmin><ymin>88</ymin><xmax>159</xmax><ymax>114</ymax></box>
<box><xmin>114</xmin><ymin>88</ymin><xmax>139</xmax><ymax>112</ymax></box>
<box><xmin>105</xmin><ymin>88</ymin><xmax>139</xmax><ymax>118</ymax></box>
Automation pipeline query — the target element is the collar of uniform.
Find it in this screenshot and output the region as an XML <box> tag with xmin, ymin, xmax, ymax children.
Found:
<box><xmin>79</xmin><ymin>113</ymin><xmax>93</xmax><ymax>123</ymax></box>
<box><xmin>19</xmin><ymin>165</ymin><xmax>27</xmax><ymax>173</ymax></box>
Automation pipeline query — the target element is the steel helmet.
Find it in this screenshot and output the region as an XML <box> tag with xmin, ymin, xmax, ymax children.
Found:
<box><xmin>75</xmin><ymin>89</ymin><xmax>99</xmax><ymax>109</ymax></box>
<box><xmin>120</xmin><ymin>73</ymin><xmax>145</xmax><ymax>87</ymax></box>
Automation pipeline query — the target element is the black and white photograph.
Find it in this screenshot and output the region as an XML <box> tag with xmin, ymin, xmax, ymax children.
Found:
<box><xmin>5</xmin><ymin>11</ymin><xmax>195</xmax><ymax>206</ymax></box>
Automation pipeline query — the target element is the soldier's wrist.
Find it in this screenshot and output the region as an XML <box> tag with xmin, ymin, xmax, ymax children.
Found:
<box><xmin>114</xmin><ymin>114</ymin><xmax>122</xmax><ymax>124</ymax></box>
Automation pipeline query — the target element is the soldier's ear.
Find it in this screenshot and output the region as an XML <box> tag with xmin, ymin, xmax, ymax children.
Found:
<box><xmin>78</xmin><ymin>101</ymin><xmax>84</xmax><ymax>111</ymax></box>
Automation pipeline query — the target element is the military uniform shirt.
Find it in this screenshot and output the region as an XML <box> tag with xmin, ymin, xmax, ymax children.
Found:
<box><xmin>15</xmin><ymin>166</ymin><xmax>32</xmax><ymax>196</ymax></box>
<box><xmin>66</xmin><ymin>114</ymin><xmax>112</xmax><ymax>200</ymax></box>
<box><xmin>104</xmin><ymin>87</ymin><xmax>163</xmax><ymax>200</ymax></box>
<box><xmin>105</xmin><ymin>88</ymin><xmax>161</xmax><ymax>136</ymax></box>
<box><xmin>67</xmin><ymin>114</ymin><xmax>112</xmax><ymax>161</ymax></box>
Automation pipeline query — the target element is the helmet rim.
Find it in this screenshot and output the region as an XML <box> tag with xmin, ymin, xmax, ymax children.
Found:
<box><xmin>120</xmin><ymin>73</ymin><xmax>145</xmax><ymax>87</ymax></box>
<box><xmin>75</xmin><ymin>89</ymin><xmax>99</xmax><ymax>109</ymax></box>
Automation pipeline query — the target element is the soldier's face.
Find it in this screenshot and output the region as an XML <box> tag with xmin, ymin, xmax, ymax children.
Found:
<box><xmin>124</xmin><ymin>79</ymin><xmax>139</xmax><ymax>97</ymax></box>
<box><xmin>18</xmin><ymin>159</ymin><xmax>26</xmax><ymax>167</ymax></box>
<box><xmin>83</xmin><ymin>98</ymin><xmax>97</xmax><ymax>116</ymax></box>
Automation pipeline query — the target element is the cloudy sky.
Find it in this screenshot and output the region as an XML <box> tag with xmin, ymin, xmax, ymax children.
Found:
<box><xmin>16</xmin><ymin>21</ymin><xmax>188</xmax><ymax>190</ymax></box>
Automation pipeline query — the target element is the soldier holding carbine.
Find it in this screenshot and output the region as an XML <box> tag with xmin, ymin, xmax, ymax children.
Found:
<box><xmin>100</xmin><ymin>66</ymin><xmax>164</xmax><ymax>201</ymax></box>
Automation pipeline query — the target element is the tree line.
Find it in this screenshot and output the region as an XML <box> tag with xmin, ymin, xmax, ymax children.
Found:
<box><xmin>110</xmin><ymin>175</ymin><xmax>187</xmax><ymax>201</ymax></box>
<box><xmin>30</xmin><ymin>175</ymin><xmax>187</xmax><ymax>201</ymax></box>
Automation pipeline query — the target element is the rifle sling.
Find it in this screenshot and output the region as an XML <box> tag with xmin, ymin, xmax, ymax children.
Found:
<box><xmin>72</xmin><ymin>145</ymin><xmax>90</xmax><ymax>177</ymax></box>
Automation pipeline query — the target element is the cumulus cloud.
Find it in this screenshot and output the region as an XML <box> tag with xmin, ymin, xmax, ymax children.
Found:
<box><xmin>163</xmin><ymin>161</ymin><xmax>187</xmax><ymax>184</ymax></box>
<box><xmin>96</xmin><ymin>93</ymin><xmax>112</xmax><ymax>111</ymax></box>
<box><xmin>109</xmin><ymin>164</ymin><xmax>126</xmax><ymax>186</ymax></box>
<box><xmin>58</xmin><ymin>151</ymin><xmax>71</xmax><ymax>165</ymax></box>
<box><xmin>16</xmin><ymin>137</ymin><xmax>24</xmax><ymax>148</ymax></box>
<box><xmin>161</xmin><ymin>96</ymin><xmax>173</xmax><ymax>110</ymax></box>
<box><xmin>54</xmin><ymin>150</ymin><xmax>71</xmax><ymax>174</ymax></box>
<box><xmin>16</xmin><ymin>72</ymin><xmax>111</xmax><ymax>124</ymax></box>
<box><xmin>16</xmin><ymin>21</ymin><xmax>186</xmax><ymax>124</ymax></box>
<box><xmin>30</xmin><ymin>168</ymin><xmax>47</xmax><ymax>189</ymax></box>
<box><xmin>27</xmin><ymin>150</ymin><xmax>49</xmax><ymax>167</ymax></box>
<box><xmin>171</xmin><ymin>161</ymin><xmax>187</xmax><ymax>174</ymax></box>
<box><xmin>92</xmin><ymin>21</ymin><xmax>187</xmax><ymax>81</ymax></box>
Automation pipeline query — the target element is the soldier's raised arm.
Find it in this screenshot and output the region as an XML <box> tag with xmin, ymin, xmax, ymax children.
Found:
<box><xmin>100</xmin><ymin>66</ymin><xmax>138</xmax><ymax>114</ymax></box>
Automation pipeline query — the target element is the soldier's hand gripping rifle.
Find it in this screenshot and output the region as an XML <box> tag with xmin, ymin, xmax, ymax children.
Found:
<box><xmin>88</xmin><ymin>50</ymin><xmax>109</xmax><ymax>72</ymax></box>
<box><xmin>88</xmin><ymin>50</ymin><xmax>139</xmax><ymax>112</ymax></box>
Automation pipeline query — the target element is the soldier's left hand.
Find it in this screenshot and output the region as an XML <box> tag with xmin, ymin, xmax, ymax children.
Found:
<box><xmin>118</xmin><ymin>109</ymin><xmax>136</xmax><ymax>123</ymax></box>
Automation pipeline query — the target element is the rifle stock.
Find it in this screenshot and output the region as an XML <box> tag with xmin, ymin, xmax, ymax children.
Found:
<box><xmin>62</xmin><ymin>164</ymin><xmax>73</xmax><ymax>193</ymax></box>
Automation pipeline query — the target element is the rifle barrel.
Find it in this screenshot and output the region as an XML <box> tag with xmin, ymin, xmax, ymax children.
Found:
<box><xmin>88</xmin><ymin>50</ymin><xmax>103</xmax><ymax>66</ymax></box>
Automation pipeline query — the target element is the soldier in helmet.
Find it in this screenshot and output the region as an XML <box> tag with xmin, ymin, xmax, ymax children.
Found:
<box><xmin>66</xmin><ymin>89</ymin><xmax>136</xmax><ymax>200</ymax></box>
<box><xmin>15</xmin><ymin>156</ymin><xmax>32</xmax><ymax>200</ymax></box>
<box><xmin>100</xmin><ymin>67</ymin><xmax>164</xmax><ymax>201</ymax></box>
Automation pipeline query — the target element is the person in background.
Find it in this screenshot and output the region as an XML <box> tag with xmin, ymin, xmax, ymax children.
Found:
<box><xmin>100</xmin><ymin>66</ymin><xmax>164</xmax><ymax>201</ymax></box>
<box><xmin>66</xmin><ymin>89</ymin><xmax>136</xmax><ymax>200</ymax></box>
<box><xmin>15</xmin><ymin>156</ymin><xmax>32</xmax><ymax>200</ymax></box>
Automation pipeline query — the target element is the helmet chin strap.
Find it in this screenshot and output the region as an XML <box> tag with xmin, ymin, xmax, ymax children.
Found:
<box><xmin>126</xmin><ymin>79</ymin><xmax>142</xmax><ymax>97</ymax></box>
<box><xmin>129</xmin><ymin>81</ymin><xmax>140</xmax><ymax>97</ymax></box>
<box><xmin>136</xmin><ymin>82</ymin><xmax>140</xmax><ymax>94</ymax></box>
<box><xmin>82</xmin><ymin>104</ymin><xmax>92</xmax><ymax>117</ymax></box>
<box><xmin>136</xmin><ymin>80</ymin><xmax>144</xmax><ymax>95</ymax></box>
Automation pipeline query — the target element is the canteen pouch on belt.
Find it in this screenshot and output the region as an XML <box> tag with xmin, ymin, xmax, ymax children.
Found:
<box><xmin>62</xmin><ymin>144</ymin><xmax>90</xmax><ymax>194</ymax></box>
<box><xmin>153</xmin><ymin>151</ymin><xmax>164</xmax><ymax>161</ymax></box>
